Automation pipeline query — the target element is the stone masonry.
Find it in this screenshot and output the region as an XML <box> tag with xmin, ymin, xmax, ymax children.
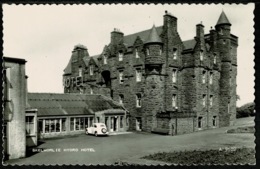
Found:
<box><xmin>63</xmin><ymin>11</ymin><xmax>238</xmax><ymax>135</ymax></box>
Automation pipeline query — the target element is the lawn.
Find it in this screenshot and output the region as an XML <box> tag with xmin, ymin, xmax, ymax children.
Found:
<box><xmin>141</xmin><ymin>147</ymin><xmax>255</xmax><ymax>165</ymax></box>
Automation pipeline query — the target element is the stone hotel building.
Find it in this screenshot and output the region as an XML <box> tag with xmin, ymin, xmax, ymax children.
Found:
<box><xmin>63</xmin><ymin>11</ymin><xmax>238</xmax><ymax>135</ymax></box>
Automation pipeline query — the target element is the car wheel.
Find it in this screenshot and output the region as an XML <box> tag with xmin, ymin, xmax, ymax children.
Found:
<box><xmin>95</xmin><ymin>132</ymin><xmax>98</xmax><ymax>137</ymax></box>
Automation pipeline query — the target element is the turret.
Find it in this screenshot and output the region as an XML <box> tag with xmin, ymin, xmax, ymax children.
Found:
<box><xmin>216</xmin><ymin>11</ymin><xmax>236</xmax><ymax>127</ymax></box>
<box><xmin>143</xmin><ymin>25</ymin><xmax>165</xmax><ymax>132</ymax></box>
<box><xmin>144</xmin><ymin>25</ymin><xmax>163</xmax><ymax>70</ymax></box>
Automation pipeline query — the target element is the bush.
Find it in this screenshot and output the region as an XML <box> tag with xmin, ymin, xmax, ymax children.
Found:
<box><xmin>236</xmin><ymin>102</ymin><xmax>255</xmax><ymax>118</ymax></box>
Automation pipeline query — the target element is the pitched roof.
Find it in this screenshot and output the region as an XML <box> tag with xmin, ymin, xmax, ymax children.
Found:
<box><xmin>27</xmin><ymin>93</ymin><xmax>125</xmax><ymax>117</ymax></box>
<box><xmin>145</xmin><ymin>25</ymin><xmax>162</xmax><ymax>44</ymax></box>
<box><xmin>216</xmin><ymin>11</ymin><xmax>231</xmax><ymax>26</ymax></box>
<box><xmin>123</xmin><ymin>26</ymin><xmax>163</xmax><ymax>46</ymax></box>
<box><xmin>183</xmin><ymin>39</ymin><xmax>196</xmax><ymax>50</ymax></box>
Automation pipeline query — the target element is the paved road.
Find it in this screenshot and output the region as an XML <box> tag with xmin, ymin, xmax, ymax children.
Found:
<box><xmin>5</xmin><ymin>117</ymin><xmax>255</xmax><ymax>165</ymax></box>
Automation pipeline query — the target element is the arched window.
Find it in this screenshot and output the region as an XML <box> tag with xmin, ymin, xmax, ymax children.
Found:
<box><xmin>202</xmin><ymin>94</ymin><xmax>206</xmax><ymax>107</ymax></box>
<box><xmin>173</xmin><ymin>48</ymin><xmax>177</xmax><ymax>60</ymax></box>
<box><xmin>103</xmin><ymin>55</ymin><xmax>107</xmax><ymax>64</ymax></box>
<box><xmin>172</xmin><ymin>94</ymin><xmax>177</xmax><ymax>107</ymax></box>
<box><xmin>146</xmin><ymin>48</ymin><xmax>150</xmax><ymax>56</ymax></box>
<box><xmin>213</xmin><ymin>53</ymin><xmax>217</xmax><ymax>64</ymax></box>
<box><xmin>172</xmin><ymin>69</ymin><xmax>177</xmax><ymax>83</ymax></box>
<box><xmin>119</xmin><ymin>70</ymin><xmax>124</xmax><ymax>84</ymax></box>
<box><xmin>200</xmin><ymin>50</ymin><xmax>204</xmax><ymax>61</ymax></box>
<box><xmin>79</xmin><ymin>67</ymin><xmax>83</xmax><ymax>77</ymax></box>
<box><xmin>119</xmin><ymin>51</ymin><xmax>124</xmax><ymax>61</ymax></box>
<box><xmin>136</xmin><ymin>94</ymin><xmax>142</xmax><ymax>107</ymax></box>
<box><xmin>135</xmin><ymin>48</ymin><xmax>139</xmax><ymax>58</ymax></box>
<box><xmin>136</xmin><ymin>68</ymin><xmax>142</xmax><ymax>82</ymax></box>
<box><xmin>119</xmin><ymin>94</ymin><xmax>124</xmax><ymax>105</ymax></box>
<box><xmin>89</xmin><ymin>65</ymin><xmax>94</xmax><ymax>76</ymax></box>
<box><xmin>202</xmin><ymin>70</ymin><xmax>206</xmax><ymax>84</ymax></box>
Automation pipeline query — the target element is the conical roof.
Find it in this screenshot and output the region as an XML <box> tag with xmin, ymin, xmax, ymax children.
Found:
<box><xmin>216</xmin><ymin>11</ymin><xmax>231</xmax><ymax>26</ymax></box>
<box><xmin>145</xmin><ymin>25</ymin><xmax>162</xmax><ymax>44</ymax></box>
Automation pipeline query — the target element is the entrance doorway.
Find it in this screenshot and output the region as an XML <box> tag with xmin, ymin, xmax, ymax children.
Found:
<box><xmin>136</xmin><ymin>117</ymin><xmax>142</xmax><ymax>131</ymax></box>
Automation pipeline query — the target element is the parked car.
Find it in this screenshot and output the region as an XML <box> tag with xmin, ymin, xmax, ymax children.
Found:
<box><xmin>85</xmin><ymin>123</ymin><xmax>109</xmax><ymax>136</ymax></box>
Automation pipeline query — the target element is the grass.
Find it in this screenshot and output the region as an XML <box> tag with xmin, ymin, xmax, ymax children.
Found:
<box><xmin>141</xmin><ymin>147</ymin><xmax>255</xmax><ymax>165</ymax></box>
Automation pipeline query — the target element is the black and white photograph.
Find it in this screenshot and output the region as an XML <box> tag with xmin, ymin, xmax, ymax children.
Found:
<box><xmin>2</xmin><ymin>3</ymin><xmax>255</xmax><ymax>165</ymax></box>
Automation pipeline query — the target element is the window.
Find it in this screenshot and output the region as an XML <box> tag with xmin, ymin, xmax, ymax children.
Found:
<box><xmin>119</xmin><ymin>70</ymin><xmax>124</xmax><ymax>84</ymax></box>
<box><xmin>213</xmin><ymin>116</ymin><xmax>217</xmax><ymax>127</ymax></box>
<box><xmin>159</xmin><ymin>47</ymin><xmax>162</xmax><ymax>55</ymax></box>
<box><xmin>172</xmin><ymin>69</ymin><xmax>177</xmax><ymax>83</ymax></box>
<box><xmin>200</xmin><ymin>50</ymin><xmax>204</xmax><ymax>61</ymax></box>
<box><xmin>45</xmin><ymin>119</ymin><xmax>50</xmax><ymax>133</ymax></box>
<box><xmin>136</xmin><ymin>68</ymin><xmax>142</xmax><ymax>82</ymax></box>
<box><xmin>146</xmin><ymin>48</ymin><xmax>150</xmax><ymax>55</ymax></box>
<box><xmin>198</xmin><ymin>117</ymin><xmax>202</xmax><ymax>129</ymax></box>
<box><xmin>213</xmin><ymin>53</ymin><xmax>217</xmax><ymax>64</ymax></box>
<box><xmin>136</xmin><ymin>94</ymin><xmax>141</xmax><ymax>107</ymax></box>
<box><xmin>210</xmin><ymin>95</ymin><xmax>213</xmax><ymax>106</ymax></box>
<box><xmin>90</xmin><ymin>65</ymin><xmax>94</xmax><ymax>76</ymax></box>
<box><xmin>202</xmin><ymin>71</ymin><xmax>206</xmax><ymax>84</ymax></box>
<box><xmin>173</xmin><ymin>48</ymin><xmax>177</xmax><ymax>59</ymax></box>
<box><xmin>135</xmin><ymin>49</ymin><xmax>139</xmax><ymax>58</ymax></box>
<box><xmin>104</xmin><ymin>55</ymin><xmax>107</xmax><ymax>64</ymax></box>
<box><xmin>90</xmin><ymin>87</ymin><xmax>93</xmax><ymax>95</ymax></box>
<box><xmin>85</xmin><ymin>118</ymin><xmax>89</xmax><ymax>128</ymax></box>
<box><xmin>79</xmin><ymin>67</ymin><xmax>83</xmax><ymax>77</ymax></box>
<box><xmin>62</xmin><ymin>118</ymin><xmax>66</xmax><ymax>131</ymax></box>
<box><xmin>202</xmin><ymin>94</ymin><xmax>206</xmax><ymax>107</ymax></box>
<box><xmin>26</xmin><ymin>116</ymin><xmax>35</xmax><ymax>135</ymax></box>
<box><xmin>209</xmin><ymin>72</ymin><xmax>213</xmax><ymax>85</ymax></box>
<box><xmin>38</xmin><ymin>119</ymin><xmax>43</xmax><ymax>133</ymax></box>
<box><xmin>120</xmin><ymin>116</ymin><xmax>123</xmax><ymax>128</ymax></box>
<box><xmin>79</xmin><ymin>88</ymin><xmax>83</xmax><ymax>94</ymax></box>
<box><xmin>119</xmin><ymin>94</ymin><xmax>124</xmax><ymax>105</ymax></box>
<box><xmin>119</xmin><ymin>51</ymin><xmax>123</xmax><ymax>61</ymax></box>
<box><xmin>172</xmin><ymin>94</ymin><xmax>177</xmax><ymax>107</ymax></box>
<box><xmin>71</xmin><ymin>117</ymin><xmax>87</xmax><ymax>131</ymax></box>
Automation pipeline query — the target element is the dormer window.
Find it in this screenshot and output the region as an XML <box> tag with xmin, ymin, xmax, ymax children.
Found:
<box><xmin>119</xmin><ymin>70</ymin><xmax>124</xmax><ymax>84</ymax></box>
<box><xmin>89</xmin><ymin>65</ymin><xmax>94</xmax><ymax>76</ymax></box>
<box><xmin>200</xmin><ymin>50</ymin><xmax>204</xmax><ymax>61</ymax></box>
<box><xmin>119</xmin><ymin>51</ymin><xmax>123</xmax><ymax>61</ymax></box>
<box><xmin>135</xmin><ymin>49</ymin><xmax>139</xmax><ymax>58</ymax></box>
<box><xmin>146</xmin><ymin>48</ymin><xmax>150</xmax><ymax>56</ymax></box>
<box><xmin>104</xmin><ymin>55</ymin><xmax>107</xmax><ymax>64</ymax></box>
<box><xmin>79</xmin><ymin>67</ymin><xmax>83</xmax><ymax>77</ymax></box>
<box><xmin>173</xmin><ymin>48</ymin><xmax>177</xmax><ymax>60</ymax></box>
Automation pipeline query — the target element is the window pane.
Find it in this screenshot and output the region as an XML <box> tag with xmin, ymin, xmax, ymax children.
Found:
<box><xmin>80</xmin><ymin>118</ymin><xmax>84</xmax><ymax>130</ymax></box>
<box><xmin>56</xmin><ymin>119</ymin><xmax>60</xmax><ymax>132</ymax></box>
<box><xmin>45</xmin><ymin>119</ymin><xmax>50</xmax><ymax>133</ymax></box>
<box><xmin>50</xmin><ymin>119</ymin><xmax>55</xmax><ymax>132</ymax></box>
<box><xmin>62</xmin><ymin>118</ymin><xmax>66</xmax><ymax>132</ymax></box>
<box><xmin>70</xmin><ymin>118</ymin><xmax>74</xmax><ymax>131</ymax></box>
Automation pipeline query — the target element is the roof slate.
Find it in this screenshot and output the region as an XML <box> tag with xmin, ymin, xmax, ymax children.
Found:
<box><xmin>27</xmin><ymin>93</ymin><xmax>125</xmax><ymax>117</ymax></box>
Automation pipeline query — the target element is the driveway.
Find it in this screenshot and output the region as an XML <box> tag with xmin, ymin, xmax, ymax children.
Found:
<box><xmin>5</xmin><ymin>117</ymin><xmax>255</xmax><ymax>165</ymax></box>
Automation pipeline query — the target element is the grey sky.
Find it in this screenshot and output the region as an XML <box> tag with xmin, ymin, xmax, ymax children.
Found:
<box><xmin>3</xmin><ymin>4</ymin><xmax>254</xmax><ymax>106</ymax></box>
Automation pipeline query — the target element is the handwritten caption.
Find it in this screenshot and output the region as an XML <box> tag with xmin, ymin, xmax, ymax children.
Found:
<box><xmin>32</xmin><ymin>148</ymin><xmax>95</xmax><ymax>153</ymax></box>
